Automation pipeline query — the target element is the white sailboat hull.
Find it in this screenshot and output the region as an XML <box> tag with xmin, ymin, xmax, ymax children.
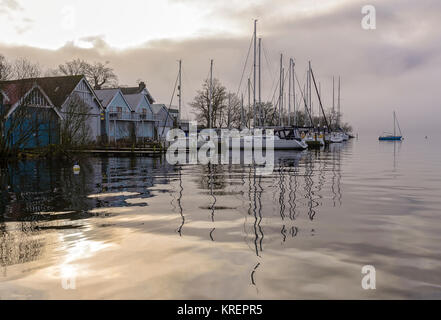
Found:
<box><xmin>341</xmin><ymin>133</ymin><xmax>349</xmax><ymax>141</ymax></box>
<box><xmin>327</xmin><ymin>132</ymin><xmax>349</xmax><ymax>143</ymax></box>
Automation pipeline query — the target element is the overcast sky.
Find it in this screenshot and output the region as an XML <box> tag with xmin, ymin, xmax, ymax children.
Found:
<box><xmin>1</xmin><ymin>0</ymin><xmax>440</xmax><ymax>134</ymax></box>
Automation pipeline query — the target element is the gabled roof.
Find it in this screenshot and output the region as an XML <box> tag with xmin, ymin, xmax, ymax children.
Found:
<box><xmin>95</xmin><ymin>89</ymin><xmax>119</xmax><ymax>108</ymax></box>
<box><xmin>95</xmin><ymin>88</ymin><xmax>132</xmax><ymax>111</ymax></box>
<box><xmin>0</xmin><ymin>79</ymin><xmax>36</xmax><ymax>107</ymax></box>
<box><xmin>0</xmin><ymin>79</ymin><xmax>42</xmax><ymax>106</ymax></box>
<box><xmin>0</xmin><ymin>80</ymin><xmax>62</xmax><ymax>119</ymax></box>
<box><xmin>123</xmin><ymin>93</ymin><xmax>144</xmax><ymax>110</ymax></box>
<box><xmin>119</xmin><ymin>85</ymin><xmax>155</xmax><ymax>104</ymax></box>
<box><xmin>0</xmin><ymin>89</ymin><xmax>9</xmax><ymax>103</ymax></box>
<box><xmin>0</xmin><ymin>75</ymin><xmax>102</xmax><ymax>111</ymax></box>
<box><xmin>36</xmin><ymin>75</ymin><xmax>84</xmax><ymax>107</ymax></box>
<box><xmin>36</xmin><ymin>76</ymin><xmax>84</xmax><ymax>108</ymax></box>
<box><xmin>119</xmin><ymin>87</ymin><xmax>142</xmax><ymax>95</ymax></box>
<box><xmin>151</xmin><ymin>103</ymin><xmax>167</xmax><ymax>114</ymax></box>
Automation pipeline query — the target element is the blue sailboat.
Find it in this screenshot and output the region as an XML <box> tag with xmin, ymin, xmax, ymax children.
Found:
<box><xmin>379</xmin><ymin>111</ymin><xmax>403</xmax><ymax>141</ymax></box>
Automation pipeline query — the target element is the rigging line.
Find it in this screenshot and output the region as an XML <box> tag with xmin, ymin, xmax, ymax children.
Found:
<box><xmin>395</xmin><ymin>113</ymin><xmax>403</xmax><ymax>136</ymax></box>
<box><xmin>294</xmin><ymin>69</ymin><xmax>314</xmax><ymax>125</ymax></box>
<box><xmin>235</xmin><ymin>33</ymin><xmax>254</xmax><ymax>98</ymax></box>
<box><xmin>160</xmin><ymin>70</ymin><xmax>179</xmax><ymax>136</ymax></box>
<box><xmin>310</xmin><ymin>67</ymin><xmax>330</xmax><ymax>130</ymax></box>
<box><xmin>262</xmin><ymin>41</ymin><xmax>277</xmax><ymax>102</ymax></box>
<box><xmin>262</xmin><ymin>40</ymin><xmax>275</xmax><ymax>82</ymax></box>
<box><xmin>269</xmin><ymin>65</ymin><xmax>291</xmax><ymax>124</ymax></box>
<box><xmin>268</xmin><ymin>78</ymin><xmax>281</xmax><ymax>125</ymax></box>
<box><xmin>268</xmin><ymin>59</ymin><xmax>286</xmax><ymax>108</ymax></box>
<box><xmin>270</xmin><ymin>76</ymin><xmax>280</xmax><ymax>106</ymax></box>
<box><xmin>180</xmin><ymin>65</ymin><xmax>193</xmax><ymax>119</ymax></box>
<box><xmin>247</xmin><ymin>64</ymin><xmax>254</xmax><ymax>83</ymax></box>
<box><xmin>205</xmin><ymin>61</ymin><xmax>211</xmax><ymax>82</ymax></box>
<box><xmin>265</xmin><ymin>71</ymin><xmax>278</xmax><ymax>104</ymax></box>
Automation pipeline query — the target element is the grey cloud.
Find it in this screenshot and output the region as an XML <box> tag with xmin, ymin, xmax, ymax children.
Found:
<box><xmin>0</xmin><ymin>0</ymin><xmax>22</xmax><ymax>11</ymax></box>
<box><xmin>0</xmin><ymin>0</ymin><xmax>440</xmax><ymax>134</ymax></box>
<box><xmin>78</xmin><ymin>35</ymin><xmax>110</xmax><ymax>51</ymax></box>
<box><xmin>1</xmin><ymin>0</ymin><xmax>33</xmax><ymax>33</ymax></box>
<box><xmin>0</xmin><ymin>0</ymin><xmax>22</xmax><ymax>16</ymax></box>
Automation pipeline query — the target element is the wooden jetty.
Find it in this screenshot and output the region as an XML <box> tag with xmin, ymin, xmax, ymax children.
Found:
<box><xmin>70</xmin><ymin>147</ymin><xmax>166</xmax><ymax>157</ymax></box>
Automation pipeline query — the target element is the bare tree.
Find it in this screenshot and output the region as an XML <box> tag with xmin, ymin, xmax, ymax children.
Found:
<box><xmin>12</xmin><ymin>58</ymin><xmax>41</xmax><ymax>79</ymax></box>
<box><xmin>52</xmin><ymin>59</ymin><xmax>118</xmax><ymax>90</ymax></box>
<box><xmin>190</xmin><ymin>78</ymin><xmax>227</xmax><ymax>128</ymax></box>
<box><xmin>340</xmin><ymin>122</ymin><xmax>353</xmax><ymax>133</ymax></box>
<box><xmin>85</xmin><ymin>61</ymin><xmax>118</xmax><ymax>90</ymax></box>
<box><xmin>221</xmin><ymin>92</ymin><xmax>242</xmax><ymax>128</ymax></box>
<box><xmin>60</xmin><ymin>95</ymin><xmax>92</xmax><ymax>147</ymax></box>
<box><xmin>257</xmin><ymin>102</ymin><xmax>278</xmax><ymax>127</ymax></box>
<box><xmin>57</xmin><ymin>58</ymin><xmax>89</xmax><ymax>76</ymax></box>
<box><xmin>0</xmin><ymin>54</ymin><xmax>12</xmax><ymax>81</ymax></box>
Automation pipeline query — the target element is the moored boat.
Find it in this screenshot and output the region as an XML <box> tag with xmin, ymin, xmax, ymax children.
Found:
<box><xmin>379</xmin><ymin>111</ymin><xmax>403</xmax><ymax>141</ymax></box>
<box><xmin>303</xmin><ymin>131</ymin><xmax>325</xmax><ymax>148</ymax></box>
<box><xmin>229</xmin><ymin>127</ymin><xmax>308</xmax><ymax>150</ymax></box>
<box><xmin>330</xmin><ymin>132</ymin><xmax>344</xmax><ymax>143</ymax></box>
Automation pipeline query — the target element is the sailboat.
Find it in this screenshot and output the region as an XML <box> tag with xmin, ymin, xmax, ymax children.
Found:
<box><xmin>330</xmin><ymin>76</ymin><xmax>348</xmax><ymax>143</ymax></box>
<box><xmin>379</xmin><ymin>111</ymin><xmax>403</xmax><ymax>141</ymax></box>
<box><xmin>302</xmin><ymin>61</ymin><xmax>326</xmax><ymax>147</ymax></box>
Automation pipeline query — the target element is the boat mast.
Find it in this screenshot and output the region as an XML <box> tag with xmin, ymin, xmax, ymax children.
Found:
<box><xmin>319</xmin><ymin>82</ymin><xmax>321</xmax><ymax>128</ymax></box>
<box><xmin>393</xmin><ymin>111</ymin><xmax>396</xmax><ymax>137</ymax></box>
<box><xmin>279</xmin><ymin>53</ymin><xmax>283</xmax><ymax>126</ymax></box>
<box><xmin>282</xmin><ymin>67</ymin><xmax>285</xmax><ymax>126</ymax></box>
<box><xmin>209</xmin><ymin>59</ymin><xmax>213</xmax><ymax>129</ymax></box>
<box><xmin>253</xmin><ymin>19</ymin><xmax>257</xmax><ymax>129</ymax></box>
<box><xmin>307</xmin><ymin>63</ymin><xmax>310</xmax><ymax>127</ymax></box>
<box><xmin>178</xmin><ymin>59</ymin><xmax>182</xmax><ymax>125</ymax></box>
<box><xmin>310</xmin><ymin>64</ymin><xmax>330</xmax><ymax>131</ymax></box>
<box><xmin>288</xmin><ymin>58</ymin><xmax>292</xmax><ymax>126</ymax></box>
<box><xmin>296</xmin><ymin>66</ymin><xmax>314</xmax><ymax>126</ymax></box>
<box><xmin>309</xmin><ymin>61</ymin><xmax>312</xmax><ymax>128</ymax></box>
<box><xmin>304</xmin><ymin>82</ymin><xmax>308</xmax><ymax>126</ymax></box>
<box><xmin>258</xmin><ymin>37</ymin><xmax>262</xmax><ymax>127</ymax></box>
<box><xmin>248</xmin><ymin>78</ymin><xmax>251</xmax><ymax>129</ymax></box>
<box><xmin>306</xmin><ymin>67</ymin><xmax>310</xmax><ymax>127</ymax></box>
<box><xmin>240</xmin><ymin>93</ymin><xmax>244</xmax><ymax>129</ymax></box>
<box><xmin>338</xmin><ymin>76</ymin><xmax>341</xmax><ymax>129</ymax></box>
<box><xmin>227</xmin><ymin>92</ymin><xmax>231</xmax><ymax>129</ymax></box>
<box><xmin>292</xmin><ymin>60</ymin><xmax>296</xmax><ymax>126</ymax></box>
<box><xmin>332</xmin><ymin>76</ymin><xmax>335</xmax><ymax>130</ymax></box>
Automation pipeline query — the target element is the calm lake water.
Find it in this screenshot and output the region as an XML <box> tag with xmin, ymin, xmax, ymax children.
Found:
<box><xmin>1</xmin><ymin>136</ymin><xmax>441</xmax><ymax>299</ymax></box>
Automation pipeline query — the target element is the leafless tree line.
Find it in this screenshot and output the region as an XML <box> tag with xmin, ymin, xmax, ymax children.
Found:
<box><xmin>190</xmin><ymin>77</ymin><xmax>352</xmax><ymax>132</ymax></box>
<box><xmin>0</xmin><ymin>55</ymin><xmax>41</xmax><ymax>81</ymax></box>
<box><xmin>0</xmin><ymin>54</ymin><xmax>118</xmax><ymax>90</ymax></box>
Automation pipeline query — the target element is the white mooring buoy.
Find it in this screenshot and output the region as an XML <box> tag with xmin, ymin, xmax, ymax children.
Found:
<box><xmin>73</xmin><ymin>164</ymin><xmax>80</xmax><ymax>175</ymax></box>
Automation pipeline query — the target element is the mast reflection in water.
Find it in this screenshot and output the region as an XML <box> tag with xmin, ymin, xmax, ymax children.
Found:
<box><xmin>2</xmin><ymin>138</ymin><xmax>441</xmax><ymax>299</ymax></box>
